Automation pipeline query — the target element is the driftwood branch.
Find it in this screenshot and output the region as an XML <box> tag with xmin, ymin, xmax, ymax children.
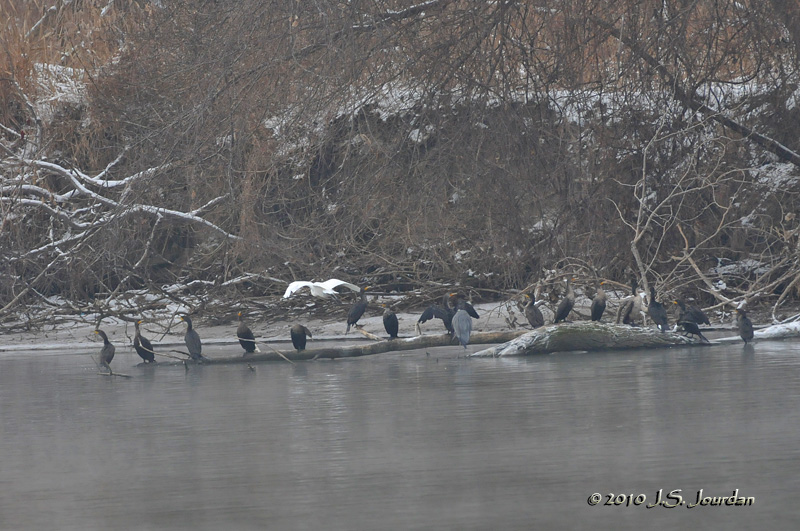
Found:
<box><xmin>471</xmin><ymin>322</ymin><xmax>701</xmax><ymax>357</ymax></box>
<box><xmin>472</xmin><ymin>320</ymin><xmax>800</xmax><ymax>357</ymax></box>
<box><xmin>154</xmin><ymin>330</ymin><xmax>526</xmax><ymax>365</ymax></box>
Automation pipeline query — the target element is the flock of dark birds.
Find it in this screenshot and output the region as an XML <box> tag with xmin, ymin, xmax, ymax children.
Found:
<box><xmin>92</xmin><ymin>277</ymin><xmax>756</xmax><ymax>372</ymax></box>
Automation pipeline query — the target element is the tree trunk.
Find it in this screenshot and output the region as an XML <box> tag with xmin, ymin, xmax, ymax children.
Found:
<box><xmin>164</xmin><ymin>329</ymin><xmax>528</xmax><ymax>365</ymax></box>
<box><xmin>471</xmin><ymin>322</ymin><xmax>700</xmax><ymax>357</ymax></box>
<box><xmin>471</xmin><ymin>321</ymin><xmax>800</xmax><ymax>357</ymax></box>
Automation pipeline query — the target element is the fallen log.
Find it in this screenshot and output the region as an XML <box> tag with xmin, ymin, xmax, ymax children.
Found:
<box><xmin>153</xmin><ymin>329</ymin><xmax>528</xmax><ymax>365</ymax></box>
<box><xmin>470</xmin><ymin>322</ymin><xmax>700</xmax><ymax>357</ymax></box>
<box><xmin>471</xmin><ymin>320</ymin><xmax>800</xmax><ymax>356</ymax></box>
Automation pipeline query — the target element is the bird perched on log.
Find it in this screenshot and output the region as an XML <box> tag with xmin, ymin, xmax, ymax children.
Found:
<box><xmin>553</xmin><ymin>278</ymin><xmax>576</xmax><ymax>323</ymax></box>
<box><xmin>678</xmin><ymin>319</ymin><xmax>709</xmax><ymax>343</ymax></box>
<box><xmin>180</xmin><ymin>315</ymin><xmax>203</xmax><ymax>360</ymax></box>
<box><xmin>416</xmin><ymin>292</ymin><xmax>457</xmax><ymax>335</ymax></box>
<box><xmin>523</xmin><ymin>293</ymin><xmax>545</xmax><ymax>328</ymax></box>
<box><xmin>590</xmin><ymin>282</ymin><xmax>607</xmax><ymax>322</ymax></box>
<box><xmin>736</xmin><ymin>308</ymin><xmax>754</xmax><ymax>344</ymax></box>
<box><xmin>617</xmin><ymin>288</ymin><xmax>647</xmax><ymax>326</ymax></box>
<box><xmin>381</xmin><ymin>304</ymin><xmax>399</xmax><ymax>339</ymax></box>
<box><xmin>451</xmin><ymin>298</ymin><xmax>473</xmax><ymax>348</ymax></box>
<box><xmin>674</xmin><ymin>300</ymin><xmax>710</xmax><ymax>326</ymax></box>
<box><xmin>346</xmin><ymin>286</ymin><xmax>370</xmax><ymax>333</ymax></box>
<box><xmin>290</xmin><ymin>324</ymin><xmax>312</xmax><ymax>351</ymax></box>
<box><xmin>283</xmin><ymin>278</ymin><xmax>362</xmax><ymax>299</ymax></box>
<box><xmin>647</xmin><ymin>286</ymin><xmax>669</xmax><ymax>332</ymax></box>
<box><xmin>237</xmin><ymin>311</ymin><xmax>260</xmax><ymax>355</ymax></box>
<box><xmin>95</xmin><ymin>329</ymin><xmax>115</xmax><ymax>370</ymax></box>
<box><xmin>133</xmin><ymin>320</ymin><xmax>156</xmax><ymax>363</ymax></box>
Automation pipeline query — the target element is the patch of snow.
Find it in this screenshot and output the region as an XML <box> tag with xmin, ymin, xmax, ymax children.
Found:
<box><xmin>708</xmin><ymin>258</ymin><xmax>770</xmax><ymax>276</ymax></box>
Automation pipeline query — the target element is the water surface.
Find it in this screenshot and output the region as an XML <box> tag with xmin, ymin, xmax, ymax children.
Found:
<box><xmin>1</xmin><ymin>340</ymin><xmax>798</xmax><ymax>529</ymax></box>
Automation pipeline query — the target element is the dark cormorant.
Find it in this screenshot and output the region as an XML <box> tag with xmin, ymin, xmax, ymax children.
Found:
<box><xmin>95</xmin><ymin>329</ymin><xmax>115</xmax><ymax>369</ymax></box>
<box><xmin>451</xmin><ymin>292</ymin><xmax>480</xmax><ymax>319</ymax></box>
<box><xmin>237</xmin><ymin>311</ymin><xmax>259</xmax><ymax>355</ymax></box>
<box><xmin>590</xmin><ymin>282</ymin><xmax>607</xmax><ymax>322</ymax></box>
<box><xmin>133</xmin><ymin>320</ymin><xmax>155</xmax><ymax>363</ymax></box>
<box><xmin>290</xmin><ymin>324</ymin><xmax>312</xmax><ymax>351</ymax></box>
<box><xmin>523</xmin><ymin>294</ymin><xmax>545</xmax><ymax>328</ymax></box>
<box><xmin>674</xmin><ymin>300</ymin><xmax>710</xmax><ymax>326</ymax></box>
<box><xmin>417</xmin><ymin>292</ymin><xmax>456</xmax><ymax>334</ymax></box>
<box><xmin>648</xmin><ymin>286</ymin><xmax>669</xmax><ymax>332</ymax></box>
<box><xmin>736</xmin><ymin>308</ymin><xmax>754</xmax><ymax>344</ymax></box>
<box><xmin>553</xmin><ymin>278</ymin><xmax>575</xmax><ymax>323</ymax></box>
<box><xmin>678</xmin><ymin>319</ymin><xmax>709</xmax><ymax>342</ymax></box>
<box><xmin>346</xmin><ymin>287</ymin><xmax>369</xmax><ymax>334</ymax></box>
<box><xmin>180</xmin><ymin>315</ymin><xmax>203</xmax><ymax>360</ymax></box>
<box><xmin>382</xmin><ymin>304</ymin><xmax>399</xmax><ymax>339</ymax></box>
<box><xmin>451</xmin><ymin>298</ymin><xmax>473</xmax><ymax>348</ymax></box>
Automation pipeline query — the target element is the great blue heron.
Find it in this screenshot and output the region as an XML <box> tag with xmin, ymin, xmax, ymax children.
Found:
<box><xmin>451</xmin><ymin>298</ymin><xmax>473</xmax><ymax>348</ymax></box>
<box><xmin>290</xmin><ymin>324</ymin><xmax>312</xmax><ymax>350</ymax></box>
<box><xmin>346</xmin><ymin>286</ymin><xmax>369</xmax><ymax>333</ymax></box>
<box><xmin>180</xmin><ymin>315</ymin><xmax>203</xmax><ymax>360</ymax></box>
<box><xmin>736</xmin><ymin>308</ymin><xmax>754</xmax><ymax>344</ymax></box>
<box><xmin>647</xmin><ymin>286</ymin><xmax>669</xmax><ymax>332</ymax></box>
<box><xmin>95</xmin><ymin>329</ymin><xmax>115</xmax><ymax>369</ymax></box>
<box><xmin>133</xmin><ymin>320</ymin><xmax>156</xmax><ymax>363</ymax></box>
<box><xmin>283</xmin><ymin>279</ymin><xmax>362</xmax><ymax>299</ymax></box>
<box><xmin>382</xmin><ymin>304</ymin><xmax>399</xmax><ymax>339</ymax></box>
<box><xmin>553</xmin><ymin>278</ymin><xmax>575</xmax><ymax>323</ymax></box>
<box><xmin>523</xmin><ymin>294</ymin><xmax>544</xmax><ymax>328</ymax></box>
<box><xmin>590</xmin><ymin>282</ymin><xmax>607</xmax><ymax>322</ymax></box>
<box><xmin>237</xmin><ymin>311</ymin><xmax>260</xmax><ymax>355</ymax></box>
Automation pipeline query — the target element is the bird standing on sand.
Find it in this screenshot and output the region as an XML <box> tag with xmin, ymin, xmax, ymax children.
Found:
<box><xmin>133</xmin><ymin>320</ymin><xmax>156</xmax><ymax>363</ymax></box>
<box><xmin>290</xmin><ymin>324</ymin><xmax>312</xmax><ymax>351</ymax></box>
<box><xmin>346</xmin><ymin>286</ymin><xmax>369</xmax><ymax>333</ymax></box>
<box><xmin>736</xmin><ymin>308</ymin><xmax>754</xmax><ymax>344</ymax></box>
<box><xmin>553</xmin><ymin>278</ymin><xmax>575</xmax><ymax>323</ymax></box>
<box><xmin>95</xmin><ymin>329</ymin><xmax>115</xmax><ymax>370</ymax></box>
<box><xmin>180</xmin><ymin>315</ymin><xmax>203</xmax><ymax>360</ymax></box>
<box><xmin>382</xmin><ymin>304</ymin><xmax>399</xmax><ymax>339</ymax></box>
<box><xmin>523</xmin><ymin>293</ymin><xmax>545</xmax><ymax>328</ymax></box>
<box><xmin>590</xmin><ymin>282</ymin><xmax>607</xmax><ymax>322</ymax></box>
<box><xmin>237</xmin><ymin>311</ymin><xmax>260</xmax><ymax>355</ymax></box>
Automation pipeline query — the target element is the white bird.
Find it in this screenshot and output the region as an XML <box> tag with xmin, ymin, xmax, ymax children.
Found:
<box><xmin>283</xmin><ymin>279</ymin><xmax>362</xmax><ymax>299</ymax></box>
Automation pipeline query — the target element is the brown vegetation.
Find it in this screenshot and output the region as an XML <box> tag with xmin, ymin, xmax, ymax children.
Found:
<box><xmin>2</xmin><ymin>0</ymin><xmax>800</xmax><ymax>329</ymax></box>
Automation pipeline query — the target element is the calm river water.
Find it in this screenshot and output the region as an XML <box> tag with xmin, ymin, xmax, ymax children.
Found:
<box><xmin>1</xmin><ymin>338</ymin><xmax>798</xmax><ymax>530</ymax></box>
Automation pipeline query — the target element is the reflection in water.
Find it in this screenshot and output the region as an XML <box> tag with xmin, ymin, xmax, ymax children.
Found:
<box><xmin>1</xmin><ymin>342</ymin><xmax>799</xmax><ymax>529</ymax></box>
